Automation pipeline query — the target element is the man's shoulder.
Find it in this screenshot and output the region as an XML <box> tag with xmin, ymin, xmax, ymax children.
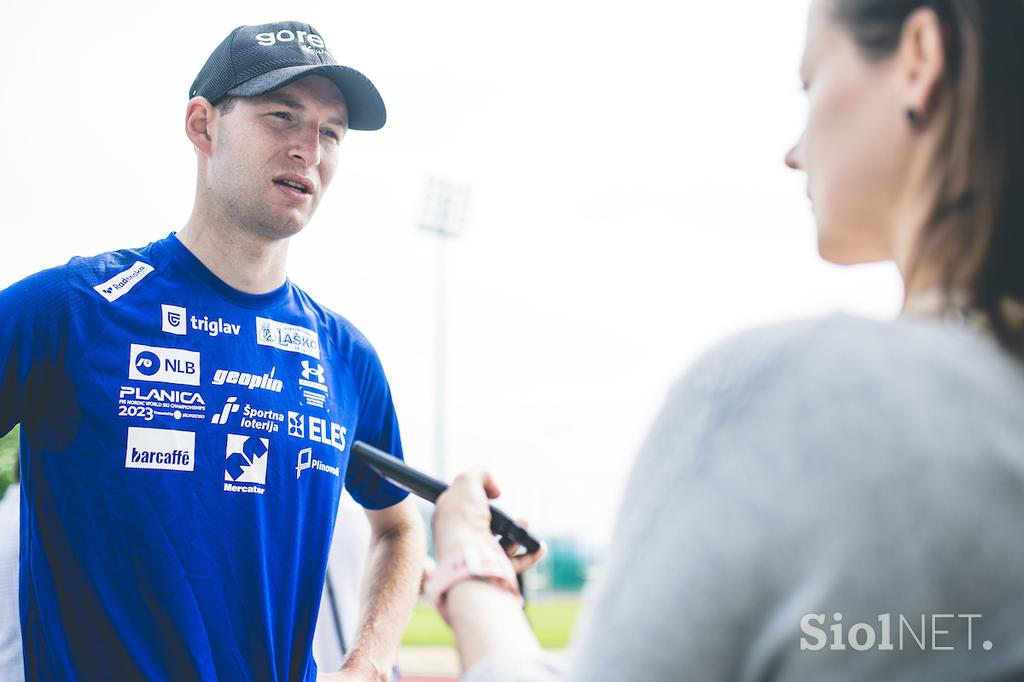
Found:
<box><xmin>62</xmin><ymin>241</ymin><xmax>163</xmax><ymax>301</ymax></box>
<box><xmin>287</xmin><ymin>284</ymin><xmax>382</xmax><ymax>366</ymax></box>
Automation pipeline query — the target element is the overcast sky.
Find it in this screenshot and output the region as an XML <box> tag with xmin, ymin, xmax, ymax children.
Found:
<box><xmin>1</xmin><ymin>0</ymin><xmax>903</xmax><ymax>545</ymax></box>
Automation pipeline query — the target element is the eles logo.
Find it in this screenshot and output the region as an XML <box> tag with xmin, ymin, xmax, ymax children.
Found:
<box><xmin>128</xmin><ymin>344</ymin><xmax>200</xmax><ymax>386</ymax></box>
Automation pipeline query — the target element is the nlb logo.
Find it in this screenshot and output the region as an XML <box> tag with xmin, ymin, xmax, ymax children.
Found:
<box><xmin>93</xmin><ymin>262</ymin><xmax>154</xmax><ymax>303</ymax></box>
<box><xmin>255</xmin><ymin>29</ymin><xmax>327</xmax><ymax>51</ymax></box>
<box><xmin>125</xmin><ymin>426</ymin><xmax>195</xmax><ymax>471</ymax></box>
<box><xmin>129</xmin><ymin>344</ymin><xmax>200</xmax><ymax>386</ymax></box>
<box><xmin>256</xmin><ymin>317</ymin><xmax>320</xmax><ymax>359</ymax></box>
<box><xmin>295</xmin><ymin>447</ymin><xmax>340</xmax><ymax>479</ymax></box>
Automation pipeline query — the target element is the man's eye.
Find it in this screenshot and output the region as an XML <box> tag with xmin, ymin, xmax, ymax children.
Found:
<box><xmin>321</xmin><ymin>128</ymin><xmax>339</xmax><ymax>140</ymax></box>
<box><xmin>271</xmin><ymin>112</ymin><xmax>293</xmax><ymax>121</ymax></box>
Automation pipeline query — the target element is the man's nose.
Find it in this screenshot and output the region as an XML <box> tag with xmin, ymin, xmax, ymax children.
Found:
<box><xmin>289</xmin><ymin>125</ymin><xmax>321</xmax><ymax>166</ymax></box>
<box><xmin>784</xmin><ymin>132</ymin><xmax>804</xmax><ymax>170</ymax></box>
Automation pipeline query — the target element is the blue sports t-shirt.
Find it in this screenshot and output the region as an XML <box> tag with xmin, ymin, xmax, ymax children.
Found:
<box><xmin>0</xmin><ymin>233</ymin><xmax>409</xmax><ymax>680</ymax></box>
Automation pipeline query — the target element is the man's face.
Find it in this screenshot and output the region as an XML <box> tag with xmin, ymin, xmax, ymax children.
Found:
<box><xmin>203</xmin><ymin>75</ymin><xmax>349</xmax><ymax>240</ymax></box>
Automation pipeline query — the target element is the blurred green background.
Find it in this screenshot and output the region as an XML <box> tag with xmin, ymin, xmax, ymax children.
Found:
<box><xmin>0</xmin><ymin>427</ymin><xmax>17</xmax><ymax>492</ymax></box>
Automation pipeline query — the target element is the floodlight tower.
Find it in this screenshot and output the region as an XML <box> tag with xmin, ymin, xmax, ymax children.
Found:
<box><xmin>417</xmin><ymin>176</ymin><xmax>471</xmax><ymax>481</ymax></box>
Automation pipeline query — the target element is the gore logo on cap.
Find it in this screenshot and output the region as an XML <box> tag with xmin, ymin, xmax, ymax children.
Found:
<box><xmin>255</xmin><ymin>29</ymin><xmax>327</xmax><ymax>50</ymax></box>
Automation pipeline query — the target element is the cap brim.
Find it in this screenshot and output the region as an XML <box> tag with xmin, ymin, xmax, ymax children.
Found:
<box><xmin>226</xmin><ymin>64</ymin><xmax>386</xmax><ymax>131</ymax></box>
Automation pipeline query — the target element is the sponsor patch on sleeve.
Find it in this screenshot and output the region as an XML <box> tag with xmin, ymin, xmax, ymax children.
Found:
<box><xmin>93</xmin><ymin>261</ymin><xmax>155</xmax><ymax>302</ymax></box>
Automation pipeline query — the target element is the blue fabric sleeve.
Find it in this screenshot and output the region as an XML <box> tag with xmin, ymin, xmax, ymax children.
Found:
<box><xmin>345</xmin><ymin>347</ymin><xmax>409</xmax><ymax>510</ymax></box>
<box><xmin>0</xmin><ymin>267</ymin><xmax>73</xmax><ymax>438</ymax></box>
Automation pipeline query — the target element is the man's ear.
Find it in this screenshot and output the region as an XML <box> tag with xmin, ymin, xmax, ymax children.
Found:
<box><xmin>897</xmin><ymin>7</ymin><xmax>947</xmax><ymax>119</ymax></box>
<box><xmin>185</xmin><ymin>97</ymin><xmax>216</xmax><ymax>157</ymax></box>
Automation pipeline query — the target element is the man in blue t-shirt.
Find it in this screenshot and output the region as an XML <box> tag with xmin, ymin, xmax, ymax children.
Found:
<box><xmin>0</xmin><ymin>20</ymin><xmax>426</xmax><ymax>681</ymax></box>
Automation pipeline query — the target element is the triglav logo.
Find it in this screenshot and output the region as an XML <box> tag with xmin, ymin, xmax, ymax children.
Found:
<box><xmin>286</xmin><ymin>411</ymin><xmax>347</xmax><ymax>453</ymax></box>
<box><xmin>295</xmin><ymin>447</ymin><xmax>340</xmax><ymax>479</ymax></box>
<box><xmin>162</xmin><ymin>304</ymin><xmax>187</xmax><ymax>335</ymax></box>
<box><xmin>212</xmin><ymin>367</ymin><xmax>283</xmax><ymax>393</ymax></box>
<box><xmin>224</xmin><ymin>434</ymin><xmax>269</xmax><ymax>495</ymax></box>
<box><xmin>125</xmin><ymin>426</ymin><xmax>195</xmax><ymax>471</ymax></box>
<box><xmin>128</xmin><ymin>344</ymin><xmax>200</xmax><ymax>386</ymax></box>
<box><xmin>299</xmin><ymin>360</ymin><xmax>328</xmax><ymax>408</ymax></box>
<box><xmin>256</xmin><ymin>317</ymin><xmax>320</xmax><ymax>359</ymax></box>
<box><xmin>161</xmin><ymin>304</ymin><xmax>240</xmax><ymax>337</ymax></box>
<box><xmin>211</xmin><ymin>397</ymin><xmax>282</xmax><ymax>434</ymax></box>
<box><xmin>93</xmin><ymin>262</ymin><xmax>154</xmax><ymax>303</ymax></box>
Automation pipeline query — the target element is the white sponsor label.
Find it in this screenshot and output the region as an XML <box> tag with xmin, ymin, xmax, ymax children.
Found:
<box><xmin>224</xmin><ymin>434</ymin><xmax>269</xmax><ymax>492</ymax></box>
<box><xmin>256</xmin><ymin>317</ymin><xmax>321</xmax><ymax>359</ymax></box>
<box><xmin>129</xmin><ymin>344</ymin><xmax>201</xmax><ymax>386</ymax></box>
<box><xmin>125</xmin><ymin>426</ymin><xmax>195</xmax><ymax>471</ymax></box>
<box><xmin>93</xmin><ymin>262</ymin><xmax>155</xmax><ymax>302</ymax></box>
<box><xmin>162</xmin><ymin>304</ymin><xmax>187</xmax><ymax>335</ymax></box>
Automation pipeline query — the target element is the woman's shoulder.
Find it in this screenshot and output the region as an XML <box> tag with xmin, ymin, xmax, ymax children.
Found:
<box><xmin>683</xmin><ymin>312</ymin><xmax>1017</xmax><ymax>391</ymax></box>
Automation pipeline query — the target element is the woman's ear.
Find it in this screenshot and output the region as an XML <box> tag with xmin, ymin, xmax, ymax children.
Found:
<box><xmin>897</xmin><ymin>7</ymin><xmax>947</xmax><ymax>122</ymax></box>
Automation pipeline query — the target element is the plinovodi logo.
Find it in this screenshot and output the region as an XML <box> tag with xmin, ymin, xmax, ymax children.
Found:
<box><xmin>224</xmin><ymin>434</ymin><xmax>269</xmax><ymax>495</ymax></box>
<box><xmin>129</xmin><ymin>344</ymin><xmax>200</xmax><ymax>386</ymax></box>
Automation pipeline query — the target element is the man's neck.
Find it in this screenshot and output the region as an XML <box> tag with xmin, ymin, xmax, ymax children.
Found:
<box><xmin>176</xmin><ymin>214</ymin><xmax>290</xmax><ymax>295</ymax></box>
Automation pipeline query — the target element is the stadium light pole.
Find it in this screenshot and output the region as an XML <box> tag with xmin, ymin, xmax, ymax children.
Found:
<box><xmin>418</xmin><ymin>176</ymin><xmax>470</xmax><ymax>481</ymax></box>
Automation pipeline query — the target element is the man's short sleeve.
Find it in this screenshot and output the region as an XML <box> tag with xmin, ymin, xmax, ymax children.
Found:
<box><xmin>0</xmin><ymin>267</ymin><xmax>72</xmax><ymax>438</ymax></box>
<box><xmin>344</xmin><ymin>346</ymin><xmax>409</xmax><ymax>510</ymax></box>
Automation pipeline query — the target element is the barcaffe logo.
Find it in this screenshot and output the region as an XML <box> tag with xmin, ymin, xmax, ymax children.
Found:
<box><xmin>256</xmin><ymin>317</ymin><xmax>320</xmax><ymax>359</ymax></box>
<box><xmin>125</xmin><ymin>426</ymin><xmax>195</xmax><ymax>471</ymax></box>
<box><xmin>93</xmin><ymin>262</ymin><xmax>154</xmax><ymax>303</ymax></box>
<box><xmin>129</xmin><ymin>344</ymin><xmax>200</xmax><ymax>386</ymax></box>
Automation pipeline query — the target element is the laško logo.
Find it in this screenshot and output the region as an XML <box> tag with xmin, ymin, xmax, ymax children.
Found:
<box><xmin>256</xmin><ymin>317</ymin><xmax>320</xmax><ymax>359</ymax></box>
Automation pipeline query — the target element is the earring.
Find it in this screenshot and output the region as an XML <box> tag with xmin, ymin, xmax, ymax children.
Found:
<box><xmin>906</xmin><ymin>107</ymin><xmax>922</xmax><ymax>125</ymax></box>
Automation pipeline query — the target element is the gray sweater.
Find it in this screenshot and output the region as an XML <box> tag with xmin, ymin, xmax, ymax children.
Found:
<box><xmin>466</xmin><ymin>313</ymin><xmax>1024</xmax><ymax>681</ymax></box>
